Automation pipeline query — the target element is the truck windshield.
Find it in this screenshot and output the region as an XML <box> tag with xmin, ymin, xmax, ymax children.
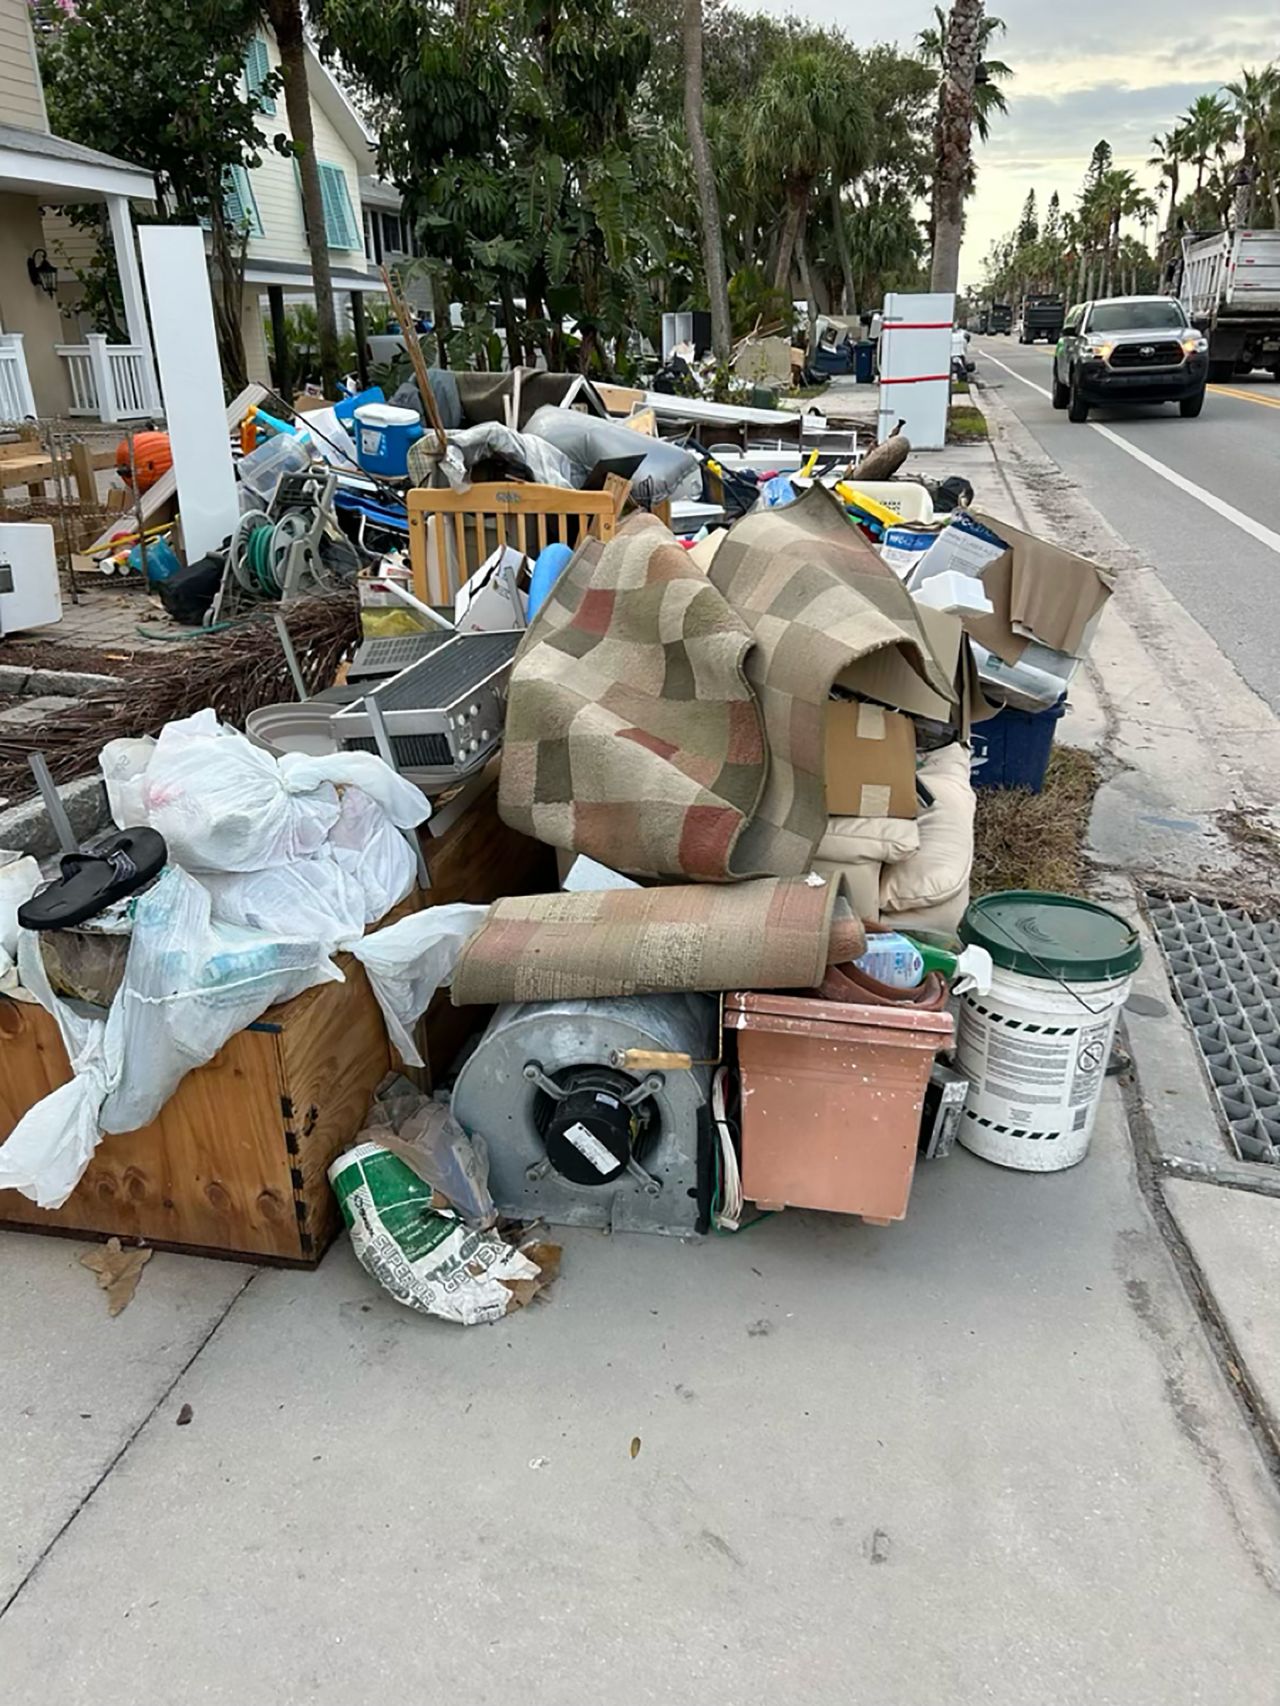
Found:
<box><xmin>1088</xmin><ymin>302</ymin><xmax>1185</xmax><ymax>332</ymax></box>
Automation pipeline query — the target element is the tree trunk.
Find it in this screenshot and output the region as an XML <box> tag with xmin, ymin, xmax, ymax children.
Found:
<box><xmin>773</xmin><ymin>179</ymin><xmax>807</xmax><ymax>296</ymax></box>
<box><xmin>682</xmin><ymin>0</ymin><xmax>732</xmax><ymax>359</ymax></box>
<box><xmin>929</xmin><ymin>0</ymin><xmax>984</xmax><ymax>294</ymax></box>
<box><xmin>794</xmin><ymin>220</ymin><xmax>818</xmax><ymax>326</ymax></box>
<box><xmin>207</xmin><ymin>196</ymin><xmax>249</xmax><ymax>393</ymax></box>
<box><xmin>268</xmin><ymin>0</ymin><xmax>341</xmax><ymax>396</ymax></box>
<box><xmin>499</xmin><ymin>283</ymin><xmax>523</xmax><ymax>370</ymax></box>
<box><xmin>1163</xmin><ymin>161</ymin><xmax>1180</xmax><ymax>237</ymax></box>
<box><xmin>830</xmin><ymin>180</ymin><xmax>856</xmax><ymax>316</ymax></box>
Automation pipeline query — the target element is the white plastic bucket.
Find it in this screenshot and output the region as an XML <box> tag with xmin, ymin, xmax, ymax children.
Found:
<box><xmin>956</xmin><ymin>963</ymin><xmax>1132</xmax><ymax>1170</ymax></box>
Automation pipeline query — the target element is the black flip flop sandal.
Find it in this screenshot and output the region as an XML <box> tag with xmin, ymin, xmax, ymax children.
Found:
<box><xmin>18</xmin><ymin>829</ymin><xmax>168</xmax><ymax>932</ymax></box>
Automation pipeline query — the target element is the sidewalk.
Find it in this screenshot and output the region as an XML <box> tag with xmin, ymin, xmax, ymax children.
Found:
<box><xmin>4</xmin><ymin>396</ymin><xmax>1280</xmax><ymax>1702</ymax></box>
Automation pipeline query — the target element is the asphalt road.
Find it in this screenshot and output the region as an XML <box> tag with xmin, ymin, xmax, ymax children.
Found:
<box><xmin>971</xmin><ymin>334</ymin><xmax>1280</xmax><ymax>713</ymax></box>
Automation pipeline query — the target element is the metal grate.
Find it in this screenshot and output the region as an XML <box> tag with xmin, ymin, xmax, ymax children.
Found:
<box><xmin>366</xmin><ymin>631</ymin><xmax>521</xmax><ymax>711</ymax></box>
<box><xmin>1147</xmin><ymin>894</ymin><xmax>1280</xmax><ymax>1162</ymax></box>
<box><xmin>348</xmin><ymin>631</ymin><xmax>452</xmax><ymax>680</ymax></box>
<box><xmin>342</xmin><ymin>732</ymin><xmax>453</xmax><ymax>768</ymax></box>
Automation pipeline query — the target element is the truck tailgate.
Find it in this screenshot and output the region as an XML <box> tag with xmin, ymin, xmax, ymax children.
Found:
<box><xmin>1226</xmin><ymin>232</ymin><xmax>1280</xmax><ymax>312</ymax></box>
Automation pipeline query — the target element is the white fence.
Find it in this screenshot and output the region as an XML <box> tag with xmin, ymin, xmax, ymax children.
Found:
<box><xmin>55</xmin><ymin>333</ymin><xmax>153</xmax><ymax>423</ymax></box>
<box><xmin>0</xmin><ymin>333</ymin><xmax>38</xmax><ymax>423</ymax></box>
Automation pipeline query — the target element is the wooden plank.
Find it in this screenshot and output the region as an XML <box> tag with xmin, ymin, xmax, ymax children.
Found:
<box><xmin>622</xmin><ymin>407</ymin><xmax>657</xmax><ymax>437</ymax></box>
<box><xmin>281</xmin><ymin>954</ymin><xmax>398</xmax><ymax>1259</ymax></box>
<box><xmin>68</xmin><ymin>440</ymin><xmax>97</xmax><ymax>506</ymax></box>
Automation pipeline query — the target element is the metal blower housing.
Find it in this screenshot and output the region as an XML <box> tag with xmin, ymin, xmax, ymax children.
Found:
<box><xmin>450</xmin><ymin>995</ymin><xmax>717</xmax><ymax>1236</ymax></box>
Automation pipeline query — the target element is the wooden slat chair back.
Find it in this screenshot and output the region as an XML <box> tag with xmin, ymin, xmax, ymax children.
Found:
<box><xmin>407</xmin><ymin>482</ymin><xmax>618</xmax><ymax>605</ymax></box>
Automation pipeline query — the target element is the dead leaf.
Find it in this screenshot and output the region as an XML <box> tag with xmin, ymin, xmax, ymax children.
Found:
<box><xmin>521</xmin><ymin>1241</ymin><xmax>562</xmax><ymax>1284</ymax></box>
<box><xmin>630</xmin><ymin>1436</ymin><xmax>642</xmax><ymax>1460</ymax></box>
<box><xmin>80</xmin><ymin>1238</ymin><xmax>153</xmax><ymax>1316</ymax></box>
<box><xmin>176</xmin><ymin>1403</ymin><xmax>193</xmax><ymax>1427</ymax></box>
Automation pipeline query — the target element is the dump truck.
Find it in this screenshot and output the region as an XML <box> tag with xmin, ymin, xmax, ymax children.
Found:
<box><xmin>1177</xmin><ymin>229</ymin><xmax>1280</xmax><ymax>380</ymax></box>
<box><xmin>1018</xmin><ymin>295</ymin><xmax>1066</xmax><ymax>344</ymax></box>
<box><xmin>988</xmin><ymin>302</ymin><xmax>1014</xmax><ymax>335</ymax></box>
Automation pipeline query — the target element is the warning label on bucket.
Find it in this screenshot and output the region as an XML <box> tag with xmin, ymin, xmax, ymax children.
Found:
<box><xmin>980</xmin><ymin>1031</ymin><xmax>1073</xmax><ymax>1106</ymax></box>
<box><xmin>1070</xmin><ymin>1021</ymin><xmax>1111</xmax><ymax>1105</ymax></box>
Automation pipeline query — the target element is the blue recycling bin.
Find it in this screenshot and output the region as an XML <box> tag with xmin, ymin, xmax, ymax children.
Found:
<box><xmin>970</xmin><ymin>696</ymin><xmax>1067</xmax><ymax>792</ymax></box>
<box><xmin>854</xmin><ymin>340</ymin><xmax>876</xmax><ymax>384</ymax></box>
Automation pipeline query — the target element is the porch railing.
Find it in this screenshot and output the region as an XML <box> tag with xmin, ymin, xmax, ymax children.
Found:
<box><xmin>0</xmin><ymin>333</ymin><xmax>38</xmax><ymax>423</ymax></box>
<box><xmin>55</xmin><ymin>333</ymin><xmax>153</xmax><ymax>423</ymax></box>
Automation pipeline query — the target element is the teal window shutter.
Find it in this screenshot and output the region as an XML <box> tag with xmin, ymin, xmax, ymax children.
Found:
<box><xmin>220</xmin><ymin>165</ymin><xmax>263</xmax><ymax>237</ymax></box>
<box><xmin>245</xmin><ymin>35</ymin><xmax>276</xmax><ymax>115</ymax></box>
<box><xmin>318</xmin><ymin>162</ymin><xmax>359</xmax><ymax>250</ymax></box>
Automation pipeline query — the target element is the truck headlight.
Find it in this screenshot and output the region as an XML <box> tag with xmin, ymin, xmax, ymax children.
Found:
<box><xmin>1181</xmin><ymin>335</ymin><xmax>1209</xmax><ymax>354</ymax></box>
<box><xmin>1083</xmin><ymin>338</ymin><xmax>1113</xmax><ymax>360</ymax></box>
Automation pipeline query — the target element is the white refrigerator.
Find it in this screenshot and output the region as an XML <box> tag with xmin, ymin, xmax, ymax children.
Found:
<box><xmin>876</xmin><ymin>291</ymin><xmax>956</xmax><ymax>453</ymax></box>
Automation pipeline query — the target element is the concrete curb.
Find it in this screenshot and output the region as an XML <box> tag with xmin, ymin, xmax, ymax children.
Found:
<box><xmin>0</xmin><ymin>666</ymin><xmax>120</xmax><ymax>698</ymax></box>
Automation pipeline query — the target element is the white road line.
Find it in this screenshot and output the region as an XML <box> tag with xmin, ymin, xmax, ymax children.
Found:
<box><xmin>979</xmin><ymin>348</ymin><xmax>1280</xmax><ymax>557</ymax></box>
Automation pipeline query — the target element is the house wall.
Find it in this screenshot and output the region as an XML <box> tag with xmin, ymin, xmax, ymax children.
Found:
<box><xmin>0</xmin><ymin>194</ymin><xmax>71</xmax><ymax>416</ymax></box>
<box><xmin>242</xmin><ymin>33</ymin><xmax>368</xmax><ymax>275</ymax></box>
<box><xmin>0</xmin><ymin>0</ymin><xmax>49</xmax><ymax>134</ymax></box>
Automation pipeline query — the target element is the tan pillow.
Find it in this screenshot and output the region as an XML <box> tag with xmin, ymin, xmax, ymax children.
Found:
<box><xmin>879</xmin><ymin>743</ymin><xmax>974</xmax><ymax>917</ymax></box>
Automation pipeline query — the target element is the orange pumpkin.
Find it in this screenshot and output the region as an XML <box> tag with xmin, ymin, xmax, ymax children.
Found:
<box><xmin>115</xmin><ymin>431</ymin><xmax>173</xmax><ymax>494</ymax></box>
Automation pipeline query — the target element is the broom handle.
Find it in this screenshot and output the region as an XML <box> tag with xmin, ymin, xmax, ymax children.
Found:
<box><xmin>381</xmin><ymin>265</ymin><xmax>447</xmax><ymax>454</ymax></box>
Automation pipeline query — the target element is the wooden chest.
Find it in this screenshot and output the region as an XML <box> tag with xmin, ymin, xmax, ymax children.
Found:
<box><xmin>0</xmin><ymin>779</ymin><xmax>557</xmax><ymax>1263</ymax></box>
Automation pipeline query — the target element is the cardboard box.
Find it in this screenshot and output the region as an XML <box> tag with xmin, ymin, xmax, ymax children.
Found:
<box><xmin>964</xmin><ymin>510</ymin><xmax>1114</xmax><ymax>666</ymax></box>
<box><xmin>825</xmin><ymin>700</ymin><xmax>917</xmax><ymax>819</ymax></box>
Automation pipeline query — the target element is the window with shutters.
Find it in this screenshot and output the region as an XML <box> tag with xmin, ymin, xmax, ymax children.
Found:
<box><xmin>296</xmin><ymin>159</ymin><xmax>361</xmax><ymax>251</ymax></box>
<box><xmin>201</xmin><ymin>166</ymin><xmax>264</xmax><ymax>237</ymax></box>
<box><xmin>244</xmin><ymin>34</ymin><xmax>276</xmax><ymax>114</ymax></box>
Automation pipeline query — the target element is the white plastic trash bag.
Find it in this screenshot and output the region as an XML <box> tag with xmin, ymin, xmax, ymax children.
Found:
<box><xmin>350</xmin><ymin>904</ymin><xmax>489</xmax><ymax>1067</ymax></box>
<box><xmin>100</xmin><ymin>736</ymin><xmax>157</xmax><ymax>830</ymax></box>
<box><xmin>141</xmin><ymin>711</ymin><xmax>341</xmax><ymax>872</ymax></box>
<box><xmin>0</xmin><ymin>931</ymin><xmax>125</xmax><ymax>1208</ymax></box>
<box><xmin>278</xmin><ymin>751</ymin><xmax>431</xmax><ymax>831</ymax></box>
<box><xmin>328</xmin><ymin>786</ymin><xmax>417</xmax><ymax>924</ymax></box>
<box><xmin>198</xmin><ymin>850</ymin><xmax>369</xmax><ymax>948</ymax></box>
<box><xmin>101</xmin><ymin>866</ymin><xmax>341</xmax><ymax>1134</ymax></box>
<box><xmin>0</xmin><ymin>867</ymin><xmax>341</xmax><ymax>1207</ymax></box>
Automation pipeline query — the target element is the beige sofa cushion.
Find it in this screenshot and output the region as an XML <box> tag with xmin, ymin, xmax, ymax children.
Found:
<box><xmin>815</xmin><ymin>814</ymin><xmax>919</xmax><ymax>868</ymax></box>
<box><xmin>880</xmin><ymin>743</ymin><xmax>974</xmax><ymax>925</ymax></box>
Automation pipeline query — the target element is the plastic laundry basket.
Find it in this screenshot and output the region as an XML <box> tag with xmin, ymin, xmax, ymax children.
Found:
<box><xmin>956</xmin><ymin>891</ymin><xmax>1142</xmax><ymax>1171</ymax></box>
<box><xmin>727</xmin><ymin>992</ymin><xmax>953</xmax><ymax>1222</ymax></box>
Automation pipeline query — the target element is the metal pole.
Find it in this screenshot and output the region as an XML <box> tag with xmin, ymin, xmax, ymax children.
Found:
<box><xmin>365</xmin><ymin>695</ymin><xmax>432</xmax><ymax>893</ymax></box>
<box><xmin>28</xmin><ymin>753</ymin><xmax>78</xmax><ymax>856</ymax></box>
<box><xmin>271</xmin><ymin>609</ymin><xmax>309</xmax><ymax>702</ymax></box>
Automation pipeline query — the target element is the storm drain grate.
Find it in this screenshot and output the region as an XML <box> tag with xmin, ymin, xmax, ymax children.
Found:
<box><xmin>1147</xmin><ymin>894</ymin><xmax>1280</xmax><ymax>1163</ymax></box>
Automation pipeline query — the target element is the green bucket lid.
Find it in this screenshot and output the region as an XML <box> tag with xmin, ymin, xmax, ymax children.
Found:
<box><xmin>960</xmin><ymin>891</ymin><xmax>1142</xmax><ymax>983</ymax></box>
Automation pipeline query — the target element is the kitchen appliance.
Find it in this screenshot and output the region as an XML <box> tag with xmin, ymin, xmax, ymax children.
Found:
<box><xmin>0</xmin><ymin>523</ymin><xmax>62</xmax><ymax>636</ymax></box>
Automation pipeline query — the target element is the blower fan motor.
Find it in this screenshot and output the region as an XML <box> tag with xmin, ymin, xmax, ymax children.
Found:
<box><xmin>450</xmin><ymin>995</ymin><xmax>717</xmax><ymax>1236</ymax></box>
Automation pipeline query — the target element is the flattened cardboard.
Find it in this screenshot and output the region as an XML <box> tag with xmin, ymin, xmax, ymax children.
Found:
<box><xmin>965</xmin><ymin>510</ymin><xmax>1114</xmax><ymax>664</ymax></box>
<box><xmin>835</xmin><ymin>604</ymin><xmax>990</xmax><ymax>734</ymax></box>
<box><xmin>825</xmin><ymin>701</ymin><xmax>917</xmax><ymax>819</ymax></box>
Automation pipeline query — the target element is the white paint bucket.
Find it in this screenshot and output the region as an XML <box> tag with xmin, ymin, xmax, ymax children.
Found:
<box><xmin>955</xmin><ymin>892</ymin><xmax>1142</xmax><ymax>1172</ymax></box>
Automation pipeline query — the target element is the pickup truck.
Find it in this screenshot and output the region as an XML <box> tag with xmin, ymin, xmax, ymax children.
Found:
<box><xmin>1177</xmin><ymin>229</ymin><xmax>1280</xmax><ymax>380</ymax></box>
<box><xmin>1019</xmin><ymin>295</ymin><xmax>1065</xmax><ymax>344</ymax></box>
<box><xmin>1052</xmin><ymin>295</ymin><xmax>1208</xmax><ymax>421</ymax></box>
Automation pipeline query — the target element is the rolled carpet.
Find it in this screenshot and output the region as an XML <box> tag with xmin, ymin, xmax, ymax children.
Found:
<box><xmin>450</xmin><ymin>873</ymin><xmax>861</xmax><ymax>1006</ymax></box>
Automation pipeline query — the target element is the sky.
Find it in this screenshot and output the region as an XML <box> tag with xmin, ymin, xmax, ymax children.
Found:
<box><xmin>739</xmin><ymin>0</ymin><xmax>1280</xmax><ymax>287</ymax></box>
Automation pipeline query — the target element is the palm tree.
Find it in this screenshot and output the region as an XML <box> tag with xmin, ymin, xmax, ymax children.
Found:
<box><xmin>1179</xmin><ymin>92</ymin><xmax>1235</xmax><ymax>196</ymax></box>
<box><xmin>744</xmin><ymin>41</ymin><xmax>872</xmax><ymax>299</ymax></box>
<box><xmin>928</xmin><ymin>0</ymin><xmax>988</xmax><ymax>293</ymax></box>
<box><xmin>1148</xmin><ymin>129</ymin><xmax>1187</xmax><ymax>238</ymax></box>
<box><xmin>682</xmin><ymin>0</ymin><xmax>730</xmax><ymax>359</ymax></box>
<box><xmin>1090</xmin><ymin>168</ymin><xmax>1157</xmax><ymax>295</ymax></box>
<box><xmin>1225</xmin><ymin>65</ymin><xmax>1280</xmax><ymax>227</ymax></box>
<box><xmin>917</xmin><ymin>5</ymin><xmax>1010</xmax><ymax>143</ymax></box>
